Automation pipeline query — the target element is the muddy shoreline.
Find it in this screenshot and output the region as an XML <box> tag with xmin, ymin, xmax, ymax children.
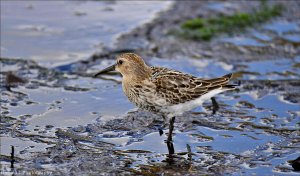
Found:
<box><xmin>115</xmin><ymin>1</ymin><xmax>300</xmax><ymax>61</ymax></box>
<box><xmin>1</xmin><ymin>1</ymin><xmax>300</xmax><ymax>175</ymax></box>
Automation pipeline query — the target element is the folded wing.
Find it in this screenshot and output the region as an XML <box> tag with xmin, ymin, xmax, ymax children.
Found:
<box><xmin>151</xmin><ymin>67</ymin><xmax>233</xmax><ymax>104</ymax></box>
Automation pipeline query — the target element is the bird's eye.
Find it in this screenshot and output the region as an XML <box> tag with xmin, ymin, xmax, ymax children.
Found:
<box><xmin>118</xmin><ymin>60</ymin><xmax>123</xmax><ymax>65</ymax></box>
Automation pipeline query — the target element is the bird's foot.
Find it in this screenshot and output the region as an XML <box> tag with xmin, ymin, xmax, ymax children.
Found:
<box><xmin>157</xmin><ymin>122</ymin><xmax>167</xmax><ymax>136</ymax></box>
<box><xmin>157</xmin><ymin>116</ymin><xmax>169</xmax><ymax>136</ymax></box>
<box><xmin>158</xmin><ymin>128</ymin><xmax>164</xmax><ymax>136</ymax></box>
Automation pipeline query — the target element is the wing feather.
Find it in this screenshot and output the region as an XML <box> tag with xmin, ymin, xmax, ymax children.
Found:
<box><xmin>151</xmin><ymin>67</ymin><xmax>233</xmax><ymax>104</ymax></box>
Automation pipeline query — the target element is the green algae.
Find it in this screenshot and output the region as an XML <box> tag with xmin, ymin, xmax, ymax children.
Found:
<box><xmin>180</xmin><ymin>2</ymin><xmax>284</xmax><ymax>40</ymax></box>
<box><xmin>293</xmin><ymin>63</ymin><xmax>300</xmax><ymax>68</ymax></box>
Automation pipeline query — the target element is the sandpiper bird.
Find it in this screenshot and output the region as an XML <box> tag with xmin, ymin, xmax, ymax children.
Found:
<box><xmin>94</xmin><ymin>53</ymin><xmax>236</xmax><ymax>141</ymax></box>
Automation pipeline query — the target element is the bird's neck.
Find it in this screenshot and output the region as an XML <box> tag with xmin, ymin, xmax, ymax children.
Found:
<box><xmin>124</xmin><ymin>65</ymin><xmax>152</xmax><ymax>83</ymax></box>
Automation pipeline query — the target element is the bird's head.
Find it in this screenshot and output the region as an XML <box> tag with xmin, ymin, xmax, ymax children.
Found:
<box><xmin>94</xmin><ymin>53</ymin><xmax>151</xmax><ymax>80</ymax></box>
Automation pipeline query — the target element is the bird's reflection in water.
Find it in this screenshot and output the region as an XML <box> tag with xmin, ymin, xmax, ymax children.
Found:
<box><xmin>163</xmin><ymin>124</ymin><xmax>193</xmax><ymax>171</ymax></box>
<box><xmin>162</xmin><ymin>97</ymin><xmax>220</xmax><ymax>165</ymax></box>
<box><xmin>165</xmin><ymin>116</ymin><xmax>175</xmax><ymax>164</ymax></box>
<box><xmin>166</xmin><ymin>141</ymin><xmax>175</xmax><ymax>164</ymax></box>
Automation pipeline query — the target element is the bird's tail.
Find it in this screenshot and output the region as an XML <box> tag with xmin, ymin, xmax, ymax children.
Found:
<box><xmin>221</xmin><ymin>73</ymin><xmax>239</xmax><ymax>90</ymax></box>
<box><xmin>206</xmin><ymin>73</ymin><xmax>238</xmax><ymax>91</ymax></box>
<box><xmin>199</xmin><ymin>73</ymin><xmax>238</xmax><ymax>102</ymax></box>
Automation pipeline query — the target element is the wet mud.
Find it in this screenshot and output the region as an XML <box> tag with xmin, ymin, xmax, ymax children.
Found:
<box><xmin>1</xmin><ymin>1</ymin><xmax>300</xmax><ymax>175</ymax></box>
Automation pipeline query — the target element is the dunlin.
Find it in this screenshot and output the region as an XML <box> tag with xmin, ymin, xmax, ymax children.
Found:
<box><xmin>94</xmin><ymin>53</ymin><xmax>236</xmax><ymax>141</ymax></box>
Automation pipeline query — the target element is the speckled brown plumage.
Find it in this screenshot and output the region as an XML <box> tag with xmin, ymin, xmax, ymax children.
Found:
<box><xmin>95</xmin><ymin>53</ymin><xmax>236</xmax><ymax>116</ymax></box>
<box><xmin>150</xmin><ymin>67</ymin><xmax>232</xmax><ymax>104</ymax></box>
<box><xmin>124</xmin><ymin>66</ymin><xmax>233</xmax><ymax>113</ymax></box>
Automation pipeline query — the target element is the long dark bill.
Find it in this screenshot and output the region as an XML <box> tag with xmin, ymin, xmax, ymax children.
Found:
<box><xmin>94</xmin><ymin>64</ymin><xmax>116</xmax><ymax>77</ymax></box>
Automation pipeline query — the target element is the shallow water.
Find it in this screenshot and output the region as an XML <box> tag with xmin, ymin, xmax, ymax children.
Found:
<box><xmin>1</xmin><ymin>1</ymin><xmax>300</xmax><ymax>175</ymax></box>
<box><xmin>1</xmin><ymin>1</ymin><xmax>171</xmax><ymax>67</ymax></box>
<box><xmin>1</xmin><ymin>53</ymin><xmax>299</xmax><ymax>174</ymax></box>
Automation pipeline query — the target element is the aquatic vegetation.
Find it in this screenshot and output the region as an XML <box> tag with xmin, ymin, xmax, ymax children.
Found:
<box><xmin>180</xmin><ymin>2</ymin><xmax>284</xmax><ymax>40</ymax></box>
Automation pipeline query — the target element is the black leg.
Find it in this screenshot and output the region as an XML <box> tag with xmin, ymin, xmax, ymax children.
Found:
<box><xmin>165</xmin><ymin>117</ymin><xmax>175</xmax><ymax>163</ymax></box>
<box><xmin>167</xmin><ymin>117</ymin><xmax>175</xmax><ymax>162</ymax></box>
<box><xmin>211</xmin><ymin>97</ymin><xmax>219</xmax><ymax>115</ymax></box>
<box><xmin>5</xmin><ymin>85</ymin><xmax>12</xmax><ymax>91</ymax></box>
<box><xmin>10</xmin><ymin>145</ymin><xmax>15</xmax><ymax>169</ymax></box>
<box><xmin>166</xmin><ymin>140</ymin><xmax>175</xmax><ymax>164</ymax></box>
<box><xmin>158</xmin><ymin>128</ymin><xmax>164</xmax><ymax>136</ymax></box>
<box><xmin>167</xmin><ymin>117</ymin><xmax>175</xmax><ymax>142</ymax></box>
<box><xmin>167</xmin><ymin>140</ymin><xmax>175</xmax><ymax>155</ymax></box>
